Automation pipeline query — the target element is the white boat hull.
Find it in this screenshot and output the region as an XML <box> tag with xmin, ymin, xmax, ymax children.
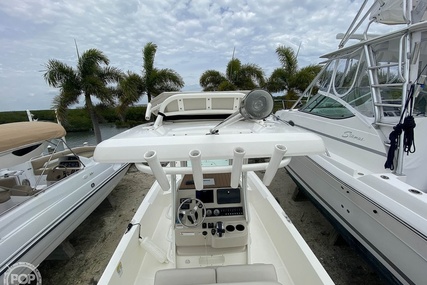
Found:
<box><xmin>286</xmin><ymin>154</ymin><xmax>427</xmax><ymax>285</ymax></box>
<box><xmin>94</xmin><ymin>90</ymin><xmax>333</xmax><ymax>284</ymax></box>
<box><xmin>0</xmin><ymin>162</ymin><xmax>129</xmax><ymax>282</ymax></box>
<box><xmin>98</xmin><ymin>171</ymin><xmax>333</xmax><ymax>285</ymax></box>
<box><xmin>274</xmin><ymin>13</ymin><xmax>427</xmax><ymax>280</ymax></box>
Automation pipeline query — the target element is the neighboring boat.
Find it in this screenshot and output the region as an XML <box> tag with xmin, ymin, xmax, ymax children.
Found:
<box><xmin>276</xmin><ymin>1</ymin><xmax>427</xmax><ymax>284</ymax></box>
<box><xmin>93</xmin><ymin>89</ymin><xmax>334</xmax><ymax>285</ymax></box>
<box><xmin>0</xmin><ymin>121</ymin><xmax>130</xmax><ymax>282</ymax></box>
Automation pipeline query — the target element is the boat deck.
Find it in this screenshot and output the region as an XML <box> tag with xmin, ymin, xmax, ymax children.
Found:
<box><xmin>121</xmin><ymin>172</ymin><xmax>329</xmax><ymax>285</ymax></box>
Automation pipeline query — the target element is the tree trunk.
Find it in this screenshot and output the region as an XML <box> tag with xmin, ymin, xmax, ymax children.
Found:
<box><xmin>85</xmin><ymin>95</ymin><xmax>103</xmax><ymax>143</ymax></box>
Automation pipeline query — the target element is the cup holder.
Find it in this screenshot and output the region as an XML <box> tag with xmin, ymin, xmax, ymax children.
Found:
<box><xmin>236</xmin><ymin>224</ymin><xmax>245</xmax><ymax>231</ymax></box>
<box><xmin>226</xmin><ymin>225</ymin><xmax>235</xmax><ymax>232</ymax></box>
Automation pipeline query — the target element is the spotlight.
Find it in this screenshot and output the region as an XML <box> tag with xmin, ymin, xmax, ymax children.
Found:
<box><xmin>209</xmin><ymin>89</ymin><xmax>274</xmax><ymax>134</ymax></box>
<box><xmin>240</xmin><ymin>89</ymin><xmax>274</xmax><ymax>120</ymax></box>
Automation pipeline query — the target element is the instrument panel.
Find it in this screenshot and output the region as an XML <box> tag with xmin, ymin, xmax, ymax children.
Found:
<box><xmin>175</xmin><ymin>173</ymin><xmax>248</xmax><ymax>249</ymax></box>
<box><xmin>180</xmin><ymin>188</ymin><xmax>243</xmax><ymax>217</ymax></box>
<box><xmin>58</xmin><ymin>155</ymin><xmax>82</xmax><ymax>169</ymax></box>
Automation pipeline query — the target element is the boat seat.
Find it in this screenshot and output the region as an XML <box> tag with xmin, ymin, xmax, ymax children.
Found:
<box><xmin>9</xmin><ymin>185</ymin><xmax>34</xmax><ymax>196</ymax></box>
<box><xmin>0</xmin><ymin>176</ymin><xmax>18</xmax><ymax>189</ymax></box>
<box><xmin>0</xmin><ymin>185</ymin><xmax>34</xmax><ymax>195</ymax></box>
<box><xmin>46</xmin><ymin>168</ymin><xmax>68</xmax><ymax>182</ymax></box>
<box><xmin>216</xmin><ymin>264</ymin><xmax>278</xmax><ymax>283</ymax></box>
<box><xmin>154</xmin><ymin>264</ymin><xmax>282</xmax><ymax>285</ymax></box>
<box><xmin>154</xmin><ymin>267</ymin><xmax>216</xmax><ymax>285</ymax></box>
<box><xmin>0</xmin><ymin>182</ymin><xmax>34</xmax><ymax>197</ymax></box>
<box><xmin>0</xmin><ymin>187</ymin><xmax>11</xmax><ymax>203</ymax></box>
<box><xmin>31</xmin><ymin>146</ymin><xmax>95</xmax><ymax>175</ymax></box>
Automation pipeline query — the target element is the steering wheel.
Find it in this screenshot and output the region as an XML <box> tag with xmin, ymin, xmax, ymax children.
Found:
<box><xmin>53</xmin><ymin>165</ymin><xmax>68</xmax><ymax>178</ymax></box>
<box><xmin>177</xmin><ymin>198</ymin><xmax>206</xmax><ymax>228</ymax></box>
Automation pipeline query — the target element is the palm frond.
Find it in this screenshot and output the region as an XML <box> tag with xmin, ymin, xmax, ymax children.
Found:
<box><xmin>218</xmin><ymin>81</ymin><xmax>237</xmax><ymax>91</ymax></box>
<box><xmin>51</xmin><ymin>90</ymin><xmax>80</xmax><ymax>124</ymax></box>
<box><xmin>199</xmin><ymin>70</ymin><xmax>226</xmax><ymax>91</ymax></box>
<box><xmin>226</xmin><ymin>58</ymin><xmax>242</xmax><ymax>83</ymax></box>
<box><xmin>101</xmin><ymin>66</ymin><xmax>123</xmax><ymax>84</ymax></box>
<box><xmin>143</xmin><ymin>42</ymin><xmax>157</xmax><ymax>76</ymax></box>
<box><xmin>293</xmin><ymin>65</ymin><xmax>322</xmax><ymax>93</ymax></box>
<box><xmin>78</xmin><ymin>49</ymin><xmax>109</xmax><ymax>72</ymax></box>
<box><xmin>276</xmin><ymin>46</ymin><xmax>298</xmax><ymax>76</ymax></box>
<box><xmin>266</xmin><ymin>68</ymin><xmax>288</xmax><ymax>93</ymax></box>
<box><xmin>119</xmin><ymin>72</ymin><xmax>145</xmax><ymax>105</ymax></box>
<box><xmin>43</xmin><ymin>60</ymin><xmax>75</xmax><ymax>87</ymax></box>
<box><xmin>239</xmin><ymin>64</ymin><xmax>266</xmax><ymax>88</ymax></box>
<box><xmin>153</xmin><ymin>69</ymin><xmax>184</xmax><ymax>91</ymax></box>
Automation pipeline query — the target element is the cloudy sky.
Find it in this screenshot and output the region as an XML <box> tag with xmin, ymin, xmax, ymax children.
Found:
<box><xmin>0</xmin><ymin>0</ymin><xmax>367</xmax><ymax>112</ymax></box>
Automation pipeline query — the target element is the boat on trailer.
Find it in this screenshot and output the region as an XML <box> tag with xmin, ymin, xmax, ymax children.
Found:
<box><xmin>276</xmin><ymin>1</ymin><xmax>427</xmax><ymax>284</ymax></box>
<box><xmin>0</xmin><ymin>121</ymin><xmax>129</xmax><ymax>283</ymax></box>
<box><xmin>94</xmin><ymin>90</ymin><xmax>333</xmax><ymax>285</ymax></box>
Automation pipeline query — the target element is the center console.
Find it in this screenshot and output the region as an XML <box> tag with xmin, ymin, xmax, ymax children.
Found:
<box><xmin>175</xmin><ymin>173</ymin><xmax>248</xmax><ymax>249</ymax></box>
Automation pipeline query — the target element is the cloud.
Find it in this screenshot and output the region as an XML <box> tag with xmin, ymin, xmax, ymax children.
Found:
<box><xmin>0</xmin><ymin>0</ymin><xmax>367</xmax><ymax>111</ymax></box>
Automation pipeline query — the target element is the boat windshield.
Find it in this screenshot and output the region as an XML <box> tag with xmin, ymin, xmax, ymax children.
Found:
<box><xmin>300</xmin><ymin>93</ymin><xmax>354</xmax><ymax>119</ymax></box>
<box><xmin>302</xmin><ymin>34</ymin><xmax>414</xmax><ymax>118</ymax></box>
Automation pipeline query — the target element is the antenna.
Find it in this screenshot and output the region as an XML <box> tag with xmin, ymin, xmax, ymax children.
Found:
<box><xmin>295</xmin><ymin>42</ymin><xmax>302</xmax><ymax>58</ymax></box>
<box><xmin>229</xmin><ymin>46</ymin><xmax>236</xmax><ymax>80</ymax></box>
<box><xmin>74</xmin><ymin>39</ymin><xmax>80</xmax><ymax>59</ymax></box>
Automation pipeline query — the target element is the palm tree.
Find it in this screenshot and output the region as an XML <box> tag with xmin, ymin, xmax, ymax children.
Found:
<box><xmin>116</xmin><ymin>71</ymin><xmax>145</xmax><ymax>121</ymax></box>
<box><xmin>142</xmin><ymin>42</ymin><xmax>184</xmax><ymax>102</ymax></box>
<box><xmin>116</xmin><ymin>43</ymin><xmax>184</xmax><ymax>119</ymax></box>
<box><xmin>199</xmin><ymin>58</ymin><xmax>265</xmax><ymax>91</ymax></box>
<box><xmin>44</xmin><ymin>48</ymin><xmax>122</xmax><ymax>143</ymax></box>
<box><xmin>267</xmin><ymin>46</ymin><xmax>321</xmax><ymax>107</ymax></box>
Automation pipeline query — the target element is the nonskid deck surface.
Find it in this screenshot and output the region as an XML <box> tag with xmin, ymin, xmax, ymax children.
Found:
<box><xmin>132</xmin><ymin>203</ymin><xmax>292</xmax><ymax>283</ymax></box>
<box><xmin>126</xmin><ymin>172</ymin><xmax>323</xmax><ymax>285</ymax></box>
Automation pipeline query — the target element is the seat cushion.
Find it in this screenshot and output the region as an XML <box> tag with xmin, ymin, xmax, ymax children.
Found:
<box><xmin>0</xmin><ymin>188</ymin><xmax>11</xmax><ymax>203</ymax></box>
<box><xmin>154</xmin><ymin>267</ymin><xmax>216</xmax><ymax>285</ymax></box>
<box><xmin>216</xmin><ymin>264</ymin><xmax>278</xmax><ymax>283</ymax></box>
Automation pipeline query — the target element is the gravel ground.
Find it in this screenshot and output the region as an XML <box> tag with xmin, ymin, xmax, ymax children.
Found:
<box><xmin>37</xmin><ymin>165</ymin><xmax>385</xmax><ymax>284</ymax></box>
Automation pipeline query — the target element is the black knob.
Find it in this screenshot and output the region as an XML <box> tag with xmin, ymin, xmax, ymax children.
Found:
<box><xmin>216</xmin><ymin>222</ymin><xmax>225</xmax><ymax>237</ymax></box>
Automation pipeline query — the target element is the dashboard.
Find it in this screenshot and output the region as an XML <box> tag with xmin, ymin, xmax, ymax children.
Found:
<box><xmin>59</xmin><ymin>160</ymin><xmax>81</xmax><ymax>168</ymax></box>
<box><xmin>57</xmin><ymin>155</ymin><xmax>82</xmax><ymax>176</ymax></box>
<box><xmin>180</xmin><ymin>188</ymin><xmax>243</xmax><ymax>217</ymax></box>
<box><xmin>175</xmin><ymin>173</ymin><xmax>248</xmax><ymax>249</ymax></box>
<box><xmin>58</xmin><ymin>155</ymin><xmax>81</xmax><ymax>168</ymax></box>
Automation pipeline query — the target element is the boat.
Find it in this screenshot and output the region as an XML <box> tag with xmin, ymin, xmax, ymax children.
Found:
<box><xmin>93</xmin><ymin>89</ymin><xmax>334</xmax><ymax>285</ymax></box>
<box><xmin>0</xmin><ymin>121</ymin><xmax>130</xmax><ymax>283</ymax></box>
<box><xmin>275</xmin><ymin>1</ymin><xmax>427</xmax><ymax>284</ymax></box>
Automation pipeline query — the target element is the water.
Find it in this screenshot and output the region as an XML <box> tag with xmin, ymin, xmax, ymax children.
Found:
<box><xmin>64</xmin><ymin>124</ymin><xmax>129</xmax><ymax>148</ymax></box>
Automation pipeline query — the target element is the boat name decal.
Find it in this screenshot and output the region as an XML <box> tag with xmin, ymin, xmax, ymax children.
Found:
<box><xmin>342</xmin><ymin>131</ymin><xmax>364</xmax><ymax>141</ymax></box>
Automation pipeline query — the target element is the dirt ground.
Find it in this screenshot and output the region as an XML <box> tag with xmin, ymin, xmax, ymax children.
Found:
<box><xmin>38</xmin><ymin>165</ymin><xmax>385</xmax><ymax>285</ymax></box>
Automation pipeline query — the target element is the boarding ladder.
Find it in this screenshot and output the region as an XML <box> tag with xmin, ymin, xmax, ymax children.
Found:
<box><xmin>364</xmin><ymin>38</ymin><xmax>407</xmax><ymax>128</ymax></box>
<box><xmin>364</xmin><ymin>27</ymin><xmax>427</xmax><ymax>175</ymax></box>
<box><xmin>362</xmin><ymin>0</ymin><xmax>427</xmax><ymax>126</ymax></box>
<box><xmin>341</xmin><ymin>0</ymin><xmax>427</xmax><ymax>175</ymax></box>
